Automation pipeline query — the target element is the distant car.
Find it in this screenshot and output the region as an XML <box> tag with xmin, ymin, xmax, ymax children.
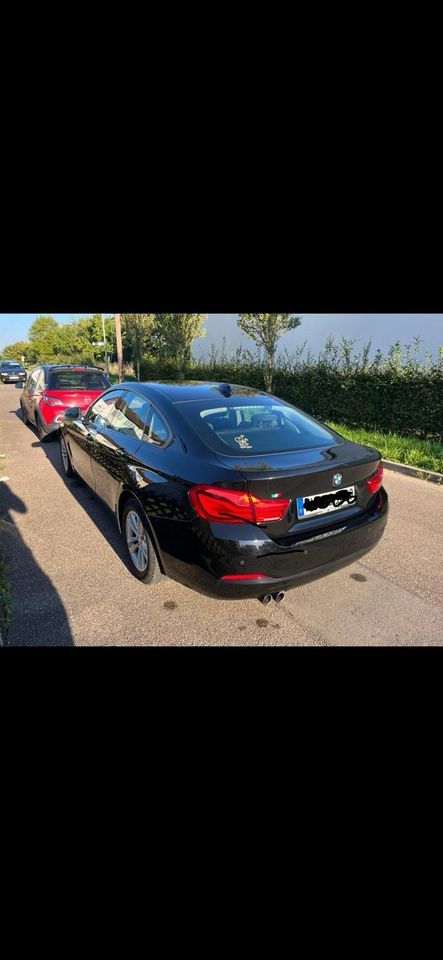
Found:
<box><xmin>59</xmin><ymin>380</ymin><xmax>389</xmax><ymax>603</ymax></box>
<box><xmin>1</xmin><ymin>361</ymin><xmax>27</xmax><ymax>384</ymax></box>
<box><xmin>20</xmin><ymin>364</ymin><xmax>111</xmax><ymax>441</ymax></box>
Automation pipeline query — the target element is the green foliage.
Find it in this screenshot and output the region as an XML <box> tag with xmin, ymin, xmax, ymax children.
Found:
<box><xmin>327</xmin><ymin>422</ymin><xmax>443</xmax><ymax>474</ymax></box>
<box><xmin>140</xmin><ymin>336</ymin><xmax>443</xmax><ymax>442</ymax></box>
<box><xmin>29</xmin><ymin>315</ymin><xmax>59</xmax><ymax>342</ymax></box>
<box><xmin>149</xmin><ymin>314</ymin><xmax>207</xmax><ymax>376</ymax></box>
<box><xmin>238</xmin><ymin>313</ymin><xmax>302</xmax><ymax>390</ymax></box>
<box><xmin>3</xmin><ymin>315</ymin><xmax>117</xmax><ymax>367</ymax></box>
<box><xmin>1</xmin><ymin>341</ymin><xmax>32</xmax><ymax>363</ymax></box>
<box><xmin>27</xmin><ymin>316</ymin><xmax>60</xmax><ymax>363</ymax></box>
<box><xmin>122</xmin><ymin>314</ymin><xmax>155</xmax><ymax>380</ymax></box>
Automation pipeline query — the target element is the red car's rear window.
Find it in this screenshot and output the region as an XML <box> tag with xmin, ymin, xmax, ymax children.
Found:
<box><xmin>47</xmin><ymin>370</ymin><xmax>110</xmax><ymax>391</ymax></box>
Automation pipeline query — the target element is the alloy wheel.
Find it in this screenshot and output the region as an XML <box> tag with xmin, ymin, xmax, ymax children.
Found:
<box><xmin>125</xmin><ymin>510</ymin><xmax>149</xmax><ymax>573</ymax></box>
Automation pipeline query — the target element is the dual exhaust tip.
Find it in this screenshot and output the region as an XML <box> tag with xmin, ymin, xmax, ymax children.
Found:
<box><xmin>260</xmin><ymin>591</ymin><xmax>285</xmax><ymax>605</ymax></box>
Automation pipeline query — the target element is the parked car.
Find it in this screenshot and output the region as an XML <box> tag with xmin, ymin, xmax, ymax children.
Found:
<box><xmin>21</xmin><ymin>364</ymin><xmax>111</xmax><ymax>441</ymax></box>
<box><xmin>1</xmin><ymin>361</ymin><xmax>27</xmax><ymax>384</ymax></box>
<box><xmin>59</xmin><ymin>381</ymin><xmax>389</xmax><ymax>603</ymax></box>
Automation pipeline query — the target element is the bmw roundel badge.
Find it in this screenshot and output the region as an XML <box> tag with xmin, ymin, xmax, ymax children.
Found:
<box><xmin>333</xmin><ymin>473</ymin><xmax>343</xmax><ymax>487</ymax></box>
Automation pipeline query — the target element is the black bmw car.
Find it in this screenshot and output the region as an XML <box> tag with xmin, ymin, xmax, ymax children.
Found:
<box><xmin>59</xmin><ymin>381</ymin><xmax>389</xmax><ymax>603</ymax></box>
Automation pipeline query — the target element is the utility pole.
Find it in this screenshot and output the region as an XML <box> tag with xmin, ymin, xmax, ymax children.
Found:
<box><xmin>102</xmin><ymin>315</ymin><xmax>109</xmax><ymax>377</ymax></box>
<box><xmin>115</xmin><ymin>314</ymin><xmax>123</xmax><ymax>382</ymax></box>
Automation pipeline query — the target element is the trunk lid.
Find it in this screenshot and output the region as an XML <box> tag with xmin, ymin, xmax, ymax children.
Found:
<box><xmin>216</xmin><ymin>438</ymin><xmax>381</xmax><ymax>542</ymax></box>
<box><xmin>44</xmin><ymin>388</ymin><xmax>104</xmax><ymax>410</ymax></box>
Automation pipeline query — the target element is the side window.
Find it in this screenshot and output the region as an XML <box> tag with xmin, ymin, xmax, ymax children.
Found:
<box><xmin>87</xmin><ymin>390</ymin><xmax>126</xmax><ymax>429</ymax></box>
<box><xmin>108</xmin><ymin>393</ymin><xmax>151</xmax><ymax>441</ymax></box>
<box><xmin>36</xmin><ymin>370</ymin><xmax>46</xmax><ymax>391</ymax></box>
<box><xmin>143</xmin><ymin>407</ymin><xmax>170</xmax><ymax>447</ymax></box>
<box><xmin>28</xmin><ymin>369</ymin><xmax>40</xmax><ymax>391</ymax></box>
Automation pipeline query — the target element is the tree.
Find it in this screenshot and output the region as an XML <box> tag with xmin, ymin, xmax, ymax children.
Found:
<box><xmin>28</xmin><ymin>316</ymin><xmax>60</xmax><ymax>362</ymax></box>
<box><xmin>150</xmin><ymin>314</ymin><xmax>207</xmax><ymax>377</ymax></box>
<box><xmin>122</xmin><ymin>314</ymin><xmax>155</xmax><ymax>380</ymax></box>
<box><xmin>2</xmin><ymin>341</ymin><xmax>32</xmax><ymax>364</ymax></box>
<box><xmin>51</xmin><ymin>320</ymin><xmax>95</xmax><ymax>365</ymax></box>
<box><xmin>237</xmin><ymin>313</ymin><xmax>302</xmax><ymax>391</ymax></box>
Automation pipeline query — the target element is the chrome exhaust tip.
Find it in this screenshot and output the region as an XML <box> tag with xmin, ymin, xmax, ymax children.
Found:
<box><xmin>274</xmin><ymin>591</ymin><xmax>286</xmax><ymax>604</ymax></box>
<box><xmin>259</xmin><ymin>594</ymin><xmax>273</xmax><ymax>606</ymax></box>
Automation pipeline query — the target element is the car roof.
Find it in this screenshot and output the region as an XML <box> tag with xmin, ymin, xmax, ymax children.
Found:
<box><xmin>120</xmin><ymin>381</ymin><xmax>268</xmax><ymax>402</ymax></box>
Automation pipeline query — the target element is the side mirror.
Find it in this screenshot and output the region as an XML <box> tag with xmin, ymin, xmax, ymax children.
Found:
<box><xmin>63</xmin><ymin>407</ymin><xmax>81</xmax><ymax>422</ymax></box>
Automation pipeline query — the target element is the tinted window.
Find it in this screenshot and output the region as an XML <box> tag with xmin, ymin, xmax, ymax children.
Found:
<box><xmin>108</xmin><ymin>393</ymin><xmax>151</xmax><ymax>441</ymax></box>
<box><xmin>87</xmin><ymin>390</ymin><xmax>127</xmax><ymax>428</ymax></box>
<box><xmin>143</xmin><ymin>408</ymin><xmax>170</xmax><ymax>447</ymax></box>
<box><xmin>176</xmin><ymin>399</ymin><xmax>337</xmax><ymax>454</ymax></box>
<box><xmin>1</xmin><ymin>362</ymin><xmax>22</xmax><ymax>370</ymax></box>
<box><xmin>47</xmin><ymin>370</ymin><xmax>110</xmax><ymax>391</ymax></box>
<box><xmin>28</xmin><ymin>369</ymin><xmax>41</xmax><ymax>390</ymax></box>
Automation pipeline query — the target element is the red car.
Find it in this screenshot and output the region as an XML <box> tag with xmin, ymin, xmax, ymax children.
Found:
<box><xmin>20</xmin><ymin>364</ymin><xmax>111</xmax><ymax>441</ymax></box>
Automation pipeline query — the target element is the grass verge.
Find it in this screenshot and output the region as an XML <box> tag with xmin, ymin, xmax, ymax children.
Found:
<box><xmin>327</xmin><ymin>422</ymin><xmax>443</xmax><ymax>474</ymax></box>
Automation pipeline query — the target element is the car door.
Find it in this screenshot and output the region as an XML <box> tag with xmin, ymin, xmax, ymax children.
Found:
<box><xmin>66</xmin><ymin>389</ymin><xmax>126</xmax><ymax>489</ymax></box>
<box><xmin>90</xmin><ymin>391</ymin><xmax>152</xmax><ymax>511</ymax></box>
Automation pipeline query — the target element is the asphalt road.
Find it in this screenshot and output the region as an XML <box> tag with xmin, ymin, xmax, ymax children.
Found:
<box><xmin>1</xmin><ymin>383</ymin><xmax>442</xmax><ymax>646</ymax></box>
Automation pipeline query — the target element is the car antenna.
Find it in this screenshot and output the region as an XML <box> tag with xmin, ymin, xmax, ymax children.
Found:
<box><xmin>219</xmin><ymin>383</ymin><xmax>232</xmax><ymax>397</ymax></box>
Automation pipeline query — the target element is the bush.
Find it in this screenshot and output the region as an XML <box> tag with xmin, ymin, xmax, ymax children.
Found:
<box><xmin>139</xmin><ymin>338</ymin><xmax>443</xmax><ymax>441</ymax></box>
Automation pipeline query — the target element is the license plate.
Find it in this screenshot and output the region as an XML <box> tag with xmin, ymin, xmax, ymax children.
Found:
<box><xmin>296</xmin><ymin>486</ymin><xmax>356</xmax><ymax>520</ymax></box>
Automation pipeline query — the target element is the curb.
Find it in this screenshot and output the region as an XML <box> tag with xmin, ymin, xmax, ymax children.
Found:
<box><xmin>382</xmin><ymin>459</ymin><xmax>443</xmax><ymax>485</ymax></box>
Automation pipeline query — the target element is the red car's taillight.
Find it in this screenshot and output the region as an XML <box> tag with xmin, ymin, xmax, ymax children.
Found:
<box><xmin>42</xmin><ymin>395</ymin><xmax>64</xmax><ymax>407</ymax></box>
<box><xmin>188</xmin><ymin>485</ymin><xmax>291</xmax><ymax>524</ymax></box>
<box><xmin>366</xmin><ymin>463</ymin><xmax>383</xmax><ymax>495</ymax></box>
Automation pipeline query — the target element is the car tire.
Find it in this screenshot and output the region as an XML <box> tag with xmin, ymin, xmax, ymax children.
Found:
<box><xmin>36</xmin><ymin>414</ymin><xmax>51</xmax><ymax>443</ymax></box>
<box><xmin>60</xmin><ymin>434</ymin><xmax>76</xmax><ymax>478</ymax></box>
<box><xmin>20</xmin><ymin>401</ymin><xmax>29</xmax><ymax>425</ymax></box>
<box><xmin>122</xmin><ymin>497</ymin><xmax>162</xmax><ymax>584</ymax></box>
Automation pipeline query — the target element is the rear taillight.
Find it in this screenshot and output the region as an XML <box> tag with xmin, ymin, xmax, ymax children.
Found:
<box><xmin>188</xmin><ymin>485</ymin><xmax>291</xmax><ymax>524</ymax></box>
<box><xmin>366</xmin><ymin>463</ymin><xmax>383</xmax><ymax>495</ymax></box>
<box><xmin>42</xmin><ymin>395</ymin><xmax>64</xmax><ymax>407</ymax></box>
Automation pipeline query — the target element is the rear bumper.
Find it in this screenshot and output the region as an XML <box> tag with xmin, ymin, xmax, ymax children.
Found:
<box><xmin>38</xmin><ymin>414</ymin><xmax>64</xmax><ymax>435</ymax></box>
<box><xmin>215</xmin><ymin>491</ymin><xmax>389</xmax><ymax>598</ymax></box>
<box><xmin>158</xmin><ymin>489</ymin><xmax>389</xmax><ymax>600</ymax></box>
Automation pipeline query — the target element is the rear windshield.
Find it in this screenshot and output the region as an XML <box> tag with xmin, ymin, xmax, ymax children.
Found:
<box><xmin>47</xmin><ymin>370</ymin><xmax>110</xmax><ymax>391</ymax></box>
<box><xmin>176</xmin><ymin>398</ymin><xmax>338</xmax><ymax>455</ymax></box>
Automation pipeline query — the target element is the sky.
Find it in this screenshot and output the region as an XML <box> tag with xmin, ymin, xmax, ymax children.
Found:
<box><xmin>0</xmin><ymin>313</ymin><xmax>442</xmax><ymax>360</ymax></box>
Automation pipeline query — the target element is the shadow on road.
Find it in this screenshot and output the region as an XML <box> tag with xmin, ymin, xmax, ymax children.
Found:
<box><xmin>10</xmin><ymin>401</ymin><xmax>131</xmax><ymax>572</ymax></box>
<box><xmin>29</xmin><ymin>426</ymin><xmax>131</xmax><ymax>572</ymax></box>
<box><xmin>0</xmin><ymin>482</ymin><xmax>74</xmax><ymax>646</ymax></box>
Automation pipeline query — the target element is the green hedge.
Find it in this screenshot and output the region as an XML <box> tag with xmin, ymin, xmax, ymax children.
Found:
<box><xmin>138</xmin><ymin>355</ymin><xmax>443</xmax><ymax>441</ymax></box>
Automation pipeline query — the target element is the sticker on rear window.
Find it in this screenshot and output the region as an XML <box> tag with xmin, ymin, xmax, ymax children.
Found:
<box><xmin>234</xmin><ymin>434</ymin><xmax>252</xmax><ymax>449</ymax></box>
